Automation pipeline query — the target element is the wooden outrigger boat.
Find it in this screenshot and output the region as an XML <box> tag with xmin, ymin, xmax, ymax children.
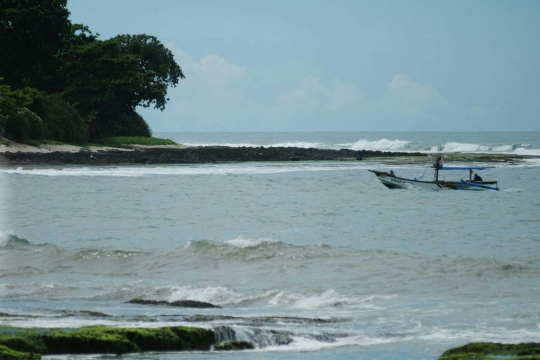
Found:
<box><xmin>368</xmin><ymin>156</ymin><xmax>499</xmax><ymax>191</ymax></box>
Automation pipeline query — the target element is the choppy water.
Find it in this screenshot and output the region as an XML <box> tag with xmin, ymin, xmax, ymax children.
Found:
<box><xmin>1</xmin><ymin>132</ymin><xmax>540</xmax><ymax>360</ymax></box>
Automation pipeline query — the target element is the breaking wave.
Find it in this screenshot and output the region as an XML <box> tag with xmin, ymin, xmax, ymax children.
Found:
<box><xmin>351</xmin><ymin>139</ymin><xmax>410</xmax><ymax>151</ymax></box>
<box><xmin>0</xmin><ymin>163</ymin><xmax>367</xmax><ymax>177</ymax></box>
<box><xmin>180</xmin><ymin>137</ymin><xmax>540</xmax><ymax>156</ymax></box>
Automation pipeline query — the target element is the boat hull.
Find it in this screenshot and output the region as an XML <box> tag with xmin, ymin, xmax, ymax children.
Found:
<box><xmin>368</xmin><ymin>170</ymin><xmax>499</xmax><ymax>191</ymax></box>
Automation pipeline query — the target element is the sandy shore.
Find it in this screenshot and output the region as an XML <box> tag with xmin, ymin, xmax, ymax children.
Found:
<box><xmin>0</xmin><ymin>137</ymin><xmax>189</xmax><ymax>153</ymax></box>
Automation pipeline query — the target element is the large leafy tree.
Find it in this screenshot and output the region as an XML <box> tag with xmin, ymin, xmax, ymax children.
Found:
<box><xmin>0</xmin><ymin>0</ymin><xmax>71</xmax><ymax>91</ymax></box>
<box><xmin>59</xmin><ymin>34</ymin><xmax>184</xmax><ymax>138</ymax></box>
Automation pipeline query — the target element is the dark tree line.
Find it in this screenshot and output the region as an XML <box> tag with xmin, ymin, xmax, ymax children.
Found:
<box><xmin>0</xmin><ymin>0</ymin><xmax>184</xmax><ymax>142</ymax></box>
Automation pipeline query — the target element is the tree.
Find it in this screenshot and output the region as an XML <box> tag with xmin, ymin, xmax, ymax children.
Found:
<box><xmin>59</xmin><ymin>34</ymin><xmax>184</xmax><ymax>138</ymax></box>
<box><xmin>0</xmin><ymin>0</ymin><xmax>71</xmax><ymax>91</ymax></box>
<box><xmin>0</xmin><ymin>78</ymin><xmax>44</xmax><ymax>141</ymax></box>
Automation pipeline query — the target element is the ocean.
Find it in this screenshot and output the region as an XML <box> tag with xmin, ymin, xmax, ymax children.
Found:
<box><xmin>1</xmin><ymin>132</ymin><xmax>540</xmax><ymax>359</ymax></box>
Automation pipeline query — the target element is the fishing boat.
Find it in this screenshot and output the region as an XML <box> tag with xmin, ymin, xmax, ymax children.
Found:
<box><xmin>368</xmin><ymin>156</ymin><xmax>499</xmax><ymax>191</ymax></box>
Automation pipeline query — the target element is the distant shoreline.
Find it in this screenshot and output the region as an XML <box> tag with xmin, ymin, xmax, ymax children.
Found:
<box><xmin>0</xmin><ymin>144</ymin><xmax>426</xmax><ymax>165</ymax></box>
<box><xmin>1</xmin><ymin>140</ymin><xmax>537</xmax><ymax>166</ymax></box>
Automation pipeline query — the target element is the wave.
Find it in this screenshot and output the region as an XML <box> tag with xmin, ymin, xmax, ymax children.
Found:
<box><xmin>184</xmin><ymin>237</ymin><xmax>286</xmax><ymax>251</ymax></box>
<box><xmin>94</xmin><ymin>284</ymin><xmax>386</xmax><ymax>310</ymax></box>
<box><xmin>0</xmin><ymin>163</ymin><xmax>368</xmax><ymax>177</ymax></box>
<box><xmin>183</xmin><ymin>138</ymin><xmax>540</xmax><ymax>156</ymax></box>
<box><xmin>351</xmin><ymin>139</ymin><xmax>410</xmax><ymax>151</ymax></box>
<box><xmin>0</xmin><ymin>232</ymin><xmax>34</xmax><ymax>248</ymax></box>
<box><xmin>184</xmin><ymin>141</ymin><xmax>329</xmax><ymax>149</ymax></box>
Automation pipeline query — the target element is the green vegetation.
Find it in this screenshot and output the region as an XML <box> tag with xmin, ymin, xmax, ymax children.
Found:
<box><xmin>0</xmin><ymin>325</ymin><xmax>215</xmax><ymax>357</ymax></box>
<box><xmin>0</xmin><ymin>345</ymin><xmax>40</xmax><ymax>360</ymax></box>
<box><xmin>439</xmin><ymin>342</ymin><xmax>540</xmax><ymax>360</ymax></box>
<box><xmin>96</xmin><ymin>136</ymin><xmax>177</xmax><ymax>147</ymax></box>
<box><xmin>0</xmin><ymin>0</ymin><xmax>183</xmax><ymax>144</ymax></box>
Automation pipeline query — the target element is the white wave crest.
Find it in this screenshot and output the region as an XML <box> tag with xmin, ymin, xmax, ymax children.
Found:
<box><xmin>0</xmin><ymin>231</ymin><xmax>13</xmax><ymax>246</ymax></box>
<box><xmin>268</xmin><ymin>289</ymin><xmax>390</xmax><ymax>309</ymax></box>
<box><xmin>441</xmin><ymin>142</ymin><xmax>490</xmax><ymax>153</ymax></box>
<box><xmin>351</xmin><ymin>139</ymin><xmax>409</xmax><ymax>151</ymax></box>
<box><xmin>167</xmin><ymin>285</ymin><xmax>275</xmax><ymax>306</ymax></box>
<box><xmin>0</xmin><ymin>163</ymin><xmax>368</xmax><ymax>177</ymax></box>
<box><xmin>225</xmin><ymin>236</ymin><xmax>276</xmax><ymax>248</ymax></box>
<box><xmin>184</xmin><ymin>141</ymin><xmax>329</xmax><ymax>149</ymax></box>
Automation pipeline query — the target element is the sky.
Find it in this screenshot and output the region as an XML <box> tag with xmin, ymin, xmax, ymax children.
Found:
<box><xmin>67</xmin><ymin>0</ymin><xmax>540</xmax><ymax>132</ymax></box>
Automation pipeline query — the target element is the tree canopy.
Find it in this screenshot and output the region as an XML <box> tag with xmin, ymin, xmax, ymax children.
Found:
<box><xmin>0</xmin><ymin>0</ymin><xmax>71</xmax><ymax>91</ymax></box>
<box><xmin>59</xmin><ymin>34</ymin><xmax>184</xmax><ymax>137</ymax></box>
<box><xmin>0</xmin><ymin>1</ymin><xmax>183</xmax><ymax>141</ymax></box>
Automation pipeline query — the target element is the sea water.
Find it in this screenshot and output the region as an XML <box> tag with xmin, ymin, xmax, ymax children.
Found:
<box><xmin>1</xmin><ymin>132</ymin><xmax>539</xmax><ymax>360</ymax></box>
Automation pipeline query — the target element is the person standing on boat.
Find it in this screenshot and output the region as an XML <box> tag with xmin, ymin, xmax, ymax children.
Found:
<box><xmin>434</xmin><ymin>155</ymin><xmax>443</xmax><ymax>169</ymax></box>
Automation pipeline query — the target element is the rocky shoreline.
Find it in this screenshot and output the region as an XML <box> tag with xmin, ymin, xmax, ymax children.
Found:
<box><xmin>0</xmin><ymin>146</ymin><xmax>426</xmax><ymax>165</ymax></box>
<box><xmin>0</xmin><ymin>324</ymin><xmax>538</xmax><ymax>359</ymax></box>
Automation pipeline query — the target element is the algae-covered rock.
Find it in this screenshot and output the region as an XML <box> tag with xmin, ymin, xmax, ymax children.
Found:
<box><xmin>439</xmin><ymin>342</ymin><xmax>540</xmax><ymax>360</ymax></box>
<box><xmin>0</xmin><ymin>345</ymin><xmax>40</xmax><ymax>359</ymax></box>
<box><xmin>0</xmin><ymin>325</ymin><xmax>215</xmax><ymax>357</ymax></box>
<box><xmin>214</xmin><ymin>341</ymin><xmax>255</xmax><ymax>351</ymax></box>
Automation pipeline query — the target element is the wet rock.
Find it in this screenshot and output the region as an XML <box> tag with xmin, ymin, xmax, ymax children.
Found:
<box><xmin>214</xmin><ymin>341</ymin><xmax>255</xmax><ymax>351</ymax></box>
<box><xmin>439</xmin><ymin>342</ymin><xmax>540</xmax><ymax>359</ymax></box>
<box><xmin>0</xmin><ymin>146</ymin><xmax>426</xmax><ymax>165</ymax></box>
<box><xmin>0</xmin><ymin>345</ymin><xmax>40</xmax><ymax>359</ymax></box>
<box><xmin>127</xmin><ymin>299</ymin><xmax>221</xmax><ymax>308</ymax></box>
<box><xmin>0</xmin><ymin>325</ymin><xmax>215</xmax><ymax>356</ymax></box>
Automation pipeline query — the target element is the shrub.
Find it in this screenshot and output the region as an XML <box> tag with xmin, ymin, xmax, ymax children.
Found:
<box><xmin>30</xmin><ymin>94</ymin><xmax>89</xmax><ymax>144</ymax></box>
<box><xmin>114</xmin><ymin>111</ymin><xmax>152</xmax><ymax>137</ymax></box>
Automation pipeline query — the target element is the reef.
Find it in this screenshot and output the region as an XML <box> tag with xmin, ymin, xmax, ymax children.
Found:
<box><xmin>0</xmin><ymin>146</ymin><xmax>424</xmax><ymax>165</ymax></box>
<box><xmin>439</xmin><ymin>342</ymin><xmax>540</xmax><ymax>360</ymax></box>
<box><xmin>0</xmin><ymin>325</ymin><xmax>239</xmax><ymax>359</ymax></box>
<box><xmin>127</xmin><ymin>299</ymin><xmax>221</xmax><ymax>308</ymax></box>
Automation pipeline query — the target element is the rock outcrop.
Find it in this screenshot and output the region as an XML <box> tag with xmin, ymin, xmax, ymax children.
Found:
<box><xmin>0</xmin><ymin>146</ymin><xmax>425</xmax><ymax>165</ymax></box>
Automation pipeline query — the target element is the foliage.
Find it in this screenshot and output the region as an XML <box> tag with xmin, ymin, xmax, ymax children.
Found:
<box><xmin>30</xmin><ymin>94</ymin><xmax>89</xmax><ymax>144</ymax></box>
<box><xmin>0</xmin><ymin>79</ymin><xmax>44</xmax><ymax>142</ymax></box>
<box><xmin>0</xmin><ymin>0</ymin><xmax>71</xmax><ymax>91</ymax></box>
<box><xmin>59</xmin><ymin>34</ymin><xmax>184</xmax><ymax>138</ymax></box>
<box><xmin>0</xmin><ymin>2</ymin><xmax>184</xmax><ymax>141</ymax></box>
<box><xmin>96</xmin><ymin>136</ymin><xmax>177</xmax><ymax>147</ymax></box>
<box><xmin>114</xmin><ymin>111</ymin><xmax>152</xmax><ymax>137</ymax></box>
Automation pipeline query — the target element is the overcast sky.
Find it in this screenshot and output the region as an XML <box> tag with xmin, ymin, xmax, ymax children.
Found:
<box><xmin>67</xmin><ymin>0</ymin><xmax>540</xmax><ymax>132</ymax></box>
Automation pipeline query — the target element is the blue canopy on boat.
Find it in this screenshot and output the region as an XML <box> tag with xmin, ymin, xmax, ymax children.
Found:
<box><xmin>439</xmin><ymin>166</ymin><xmax>485</xmax><ymax>170</ymax></box>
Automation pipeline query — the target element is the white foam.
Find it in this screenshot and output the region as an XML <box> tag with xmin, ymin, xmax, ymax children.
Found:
<box><xmin>351</xmin><ymin>139</ymin><xmax>409</xmax><ymax>151</ymax></box>
<box><xmin>268</xmin><ymin>289</ymin><xmax>392</xmax><ymax>309</ymax></box>
<box><xmin>0</xmin><ymin>163</ymin><xmax>368</xmax><ymax>177</ymax></box>
<box><xmin>438</xmin><ymin>142</ymin><xmax>540</xmax><ymax>155</ymax></box>
<box><xmin>441</xmin><ymin>142</ymin><xmax>490</xmax><ymax>153</ymax></box>
<box><xmin>166</xmin><ymin>285</ymin><xmax>276</xmax><ymax>306</ymax></box>
<box><xmin>184</xmin><ymin>141</ymin><xmax>327</xmax><ymax>149</ymax></box>
<box><xmin>0</xmin><ymin>231</ymin><xmax>13</xmax><ymax>246</ymax></box>
<box><xmin>419</xmin><ymin>328</ymin><xmax>540</xmax><ymax>343</ymax></box>
<box><xmin>225</xmin><ymin>236</ymin><xmax>276</xmax><ymax>248</ymax></box>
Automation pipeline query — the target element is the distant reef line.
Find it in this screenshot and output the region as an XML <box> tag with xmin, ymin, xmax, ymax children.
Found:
<box><xmin>0</xmin><ymin>146</ymin><xmax>425</xmax><ymax>165</ymax></box>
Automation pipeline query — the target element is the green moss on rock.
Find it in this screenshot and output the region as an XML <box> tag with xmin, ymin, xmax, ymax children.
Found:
<box><xmin>440</xmin><ymin>342</ymin><xmax>540</xmax><ymax>360</ymax></box>
<box><xmin>0</xmin><ymin>345</ymin><xmax>40</xmax><ymax>360</ymax></box>
<box><xmin>0</xmin><ymin>325</ymin><xmax>215</xmax><ymax>357</ymax></box>
<box><xmin>214</xmin><ymin>341</ymin><xmax>255</xmax><ymax>351</ymax></box>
